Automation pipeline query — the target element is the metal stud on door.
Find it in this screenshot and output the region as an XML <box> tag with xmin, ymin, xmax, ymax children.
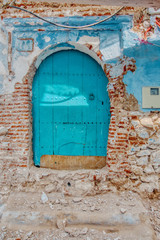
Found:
<box><xmin>32</xmin><ymin>50</ymin><xmax>110</xmax><ymax>168</ymax></box>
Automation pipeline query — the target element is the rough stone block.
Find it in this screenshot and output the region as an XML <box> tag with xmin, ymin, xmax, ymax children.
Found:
<box><xmin>136</xmin><ymin>150</ymin><xmax>150</xmax><ymax>157</ymax></box>
<box><xmin>143</xmin><ymin>165</ymin><xmax>155</xmax><ymax>174</ymax></box>
<box><xmin>140</xmin><ymin>175</ymin><xmax>159</xmax><ymax>184</ymax></box>
<box><xmin>137</xmin><ymin>156</ymin><xmax>148</xmax><ymax>166</ymax></box>
<box><xmin>131</xmin><ymin>166</ymin><xmax>143</xmax><ymax>176</ymax></box>
<box><xmin>155</xmin><ymin>118</ymin><xmax>160</xmax><ymax>126</ymax></box>
<box><xmin>137</xmin><ymin>129</ymin><xmax>149</xmax><ymax>139</ymax></box>
<box><xmin>140</xmin><ymin>117</ymin><xmax>153</xmax><ymax>129</ymax></box>
<box><xmin>0</xmin><ymin>127</ymin><xmax>8</xmax><ymax>136</ymax></box>
<box><xmin>150</xmin><ymin>150</ymin><xmax>160</xmax><ymax>170</ymax></box>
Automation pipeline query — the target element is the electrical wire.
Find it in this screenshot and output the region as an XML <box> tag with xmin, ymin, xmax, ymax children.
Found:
<box><xmin>7</xmin><ymin>4</ymin><xmax>124</xmax><ymax>29</ymax></box>
<box><xmin>4</xmin><ymin>3</ymin><xmax>160</xmax><ymax>47</ymax></box>
<box><xmin>150</xmin><ymin>42</ymin><xmax>160</xmax><ymax>48</ymax></box>
<box><xmin>137</xmin><ymin>38</ymin><xmax>160</xmax><ymax>48</ymax></box>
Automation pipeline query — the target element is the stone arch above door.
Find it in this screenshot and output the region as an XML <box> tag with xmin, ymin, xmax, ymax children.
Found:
<box><xmin>34</xmin><ymin>42</ymin><xmax>104</xmax><ymax>70</ymax></box>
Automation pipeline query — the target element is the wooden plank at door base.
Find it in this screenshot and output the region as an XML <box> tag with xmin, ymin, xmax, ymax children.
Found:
<box><xmin>40</xmin><ymin>155</ymin><xmax>106</xmax><ymax>170</ymax></box>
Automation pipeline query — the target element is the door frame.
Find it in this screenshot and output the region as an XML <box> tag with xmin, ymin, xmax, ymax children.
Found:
<box><xmin>30</xmin><ymin>42</ymin><xmax>111</xmax><ymax>169</ymax></box>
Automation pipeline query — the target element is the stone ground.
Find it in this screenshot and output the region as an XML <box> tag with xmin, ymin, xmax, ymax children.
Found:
<box><xmin>0</xmin><ymin>190</ymin><xmax>159</xmax><ymax>240</ymax></box>
<box><xmin>145</xmin><ymin>197</ymin><xmax>160</xmax><ymax>240</ymax></box>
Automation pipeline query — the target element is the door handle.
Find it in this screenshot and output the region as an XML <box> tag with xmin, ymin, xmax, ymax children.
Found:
<box><xmin>89</xmin><ymin>93</ymin><xmax>95</xmax><ymax>100</ymax></box>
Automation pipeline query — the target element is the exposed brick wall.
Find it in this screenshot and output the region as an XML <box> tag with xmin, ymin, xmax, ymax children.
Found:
<box><xmin>103</xmin><ymin>57</ymin><xmax>137</xmax><ymax>176</ymax></box>
<box><xmin>0</xmin><ymin>1</ymin><xmax>141</xmax><ymax>18</ymax></box>
<box><xmin>0</xmin><ymin>79</ymin><xmax>32</xmax><ymax>182</ymax></box>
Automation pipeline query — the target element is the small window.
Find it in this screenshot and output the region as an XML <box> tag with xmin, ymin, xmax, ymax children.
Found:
<box><xmin>150</xmin><ymin>88</ymin><xmax>159</xmax><ymax>95</ymax></box>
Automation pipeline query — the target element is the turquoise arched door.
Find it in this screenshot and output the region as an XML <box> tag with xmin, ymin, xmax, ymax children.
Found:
<box><xmin>32</xmin><ymin>50</ymin><xmax>110</xmax><ymax>168</ymax></box>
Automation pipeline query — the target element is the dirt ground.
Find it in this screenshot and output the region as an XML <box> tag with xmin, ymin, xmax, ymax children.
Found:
<box><xmin>0</xmin><ymin>189</ymin><xmax>159</xmax><ymax>240</ymax></box>
<box><xmin>145</xmin><ymin>197</ymin><xmax>160</xmax><ymax>240</ymax></box>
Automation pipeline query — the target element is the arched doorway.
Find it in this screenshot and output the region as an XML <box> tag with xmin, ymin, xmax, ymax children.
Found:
<box><xmin>32</xmin><ymin>50</ymin><xmax>110</xmax><ymax>169</ymax></box>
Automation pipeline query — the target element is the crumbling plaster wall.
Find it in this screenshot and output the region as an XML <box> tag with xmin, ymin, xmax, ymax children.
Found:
<box><xmin>0</xmin><ymin>3</ymin><xmax>160</xmax><ymax>196</ymax></box>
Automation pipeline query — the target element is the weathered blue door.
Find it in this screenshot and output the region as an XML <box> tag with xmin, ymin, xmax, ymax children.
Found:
<box><xmin>32</xmin><ymin>50</ymin><xmax>110</xmax><ymax>167</ymax></box>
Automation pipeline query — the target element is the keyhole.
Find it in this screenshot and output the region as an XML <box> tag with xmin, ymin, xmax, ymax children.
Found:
<box><xmin>102</xmin><ymin>101</ymin><xmax>104</xmax><ymax>105</ymax></box>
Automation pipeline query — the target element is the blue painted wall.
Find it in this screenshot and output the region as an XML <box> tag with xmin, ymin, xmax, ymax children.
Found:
<box><xmin>123</xmin><ymin>28</ymin><xmax>160</xmax><ymax>111</ymax></box>
<box><xmin>2</xmin><ymin>15</ymin><xmax>160</xmax><ymax>111</ymax></box>
<box><xmin>3</xmin><ymin>15</ymin><xmax>132</xmax><ymax>63</ymax></box>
